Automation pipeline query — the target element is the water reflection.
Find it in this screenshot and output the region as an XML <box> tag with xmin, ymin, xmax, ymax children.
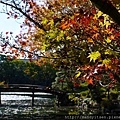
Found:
<box><xmin>1</xmin><ymin>92</ymin><xmax>51</xmax><ymax>100</ymax></box>
<box><xmin>0</xmin><ymin>92</ymin><xmax>59</xmax><ymax>119</ymax></box>
<box><xmin>1</xmin><ymin>92</ymin><xmax>118</xmax><ymax>119</ymax></box>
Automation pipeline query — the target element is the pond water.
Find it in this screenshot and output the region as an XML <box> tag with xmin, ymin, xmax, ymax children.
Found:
<box><xmin>0</xmin><ymin>92</ymin><xmax>58</xmax><ymax>119</ymax></box>
<box><xmin>1</xmin><ymin>92</ymin><xmax>119</xmax><ymax>120</ymax></box>
<box><xmin>1</xmin><ymin>92</ymin><xmax>51</xmax><ymax>100</ymax></box>
<box><xmin>0</xmin><ymin>92</ymin><xmax>78</xmax><ymax>120</ymax></box>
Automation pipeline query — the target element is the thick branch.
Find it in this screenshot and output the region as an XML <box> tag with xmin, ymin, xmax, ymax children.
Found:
<box><xmin>90</xmin><ymin>0</ymin><xmax>120</xmax><ymax>26</ymax></box>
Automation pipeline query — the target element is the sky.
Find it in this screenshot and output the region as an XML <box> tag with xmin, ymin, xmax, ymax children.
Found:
<box><xmin>0</xmin><ymin>0</ymin><xmax>45</xmax><ymax>37</ymax></box>
<box><xmin>0</xmin><ymin>13</ymin><xmax>22</xmax><ymax>35</ymax></box>
<box><xmin>0</xmin><ymin>1</ymin><xmax>44</xmax><ymax>57</ymax></box>
<box><xmin>0</xmin><ymin>3</ymin><xmax>24</xmax><ymax>55</ymax></box>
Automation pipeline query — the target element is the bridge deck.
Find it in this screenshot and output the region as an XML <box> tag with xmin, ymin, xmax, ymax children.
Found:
<box><xmin>1</xmin><ymin>84</ymin><xmax>65</xmax><ymax>94</ymax></box>
<box><xmin>0</xmin><ymin>84</ymin><xmax>66</xmax><ymax>106</ymax></box>
<box><xmin>0</xmin><ymin>87</ymin><xmax>51</xmax><ymax>92</ymax></box>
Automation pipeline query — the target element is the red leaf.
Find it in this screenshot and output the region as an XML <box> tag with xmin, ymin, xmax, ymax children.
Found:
<box><xmin>14</xmin><ymin>14</ymin><xmax>18</xmax><ymax>19</ymax></box>
<box><xmin>91</xmin><ymin>8</ymin><xmax>97</xmax><ymax>14</ymax></box>
<box><xmin>109</xmin><ymin>73</ymin><xmax>114</xmax><ymax>79</ymax></box>
<box><xmin>74</xmin><ymin>83</ymin><xmax>80</xmax><ymax>87</ymax></box>
<box><xmin>59</xmin><ymin>79</ymin><xmax>64</xmax><ymax>82</ymax></box>
<box><xmin>115</xmin><ymin>32</ymin><xmax>120</xmax><ymax>37</ymax></box>
<box><xmin>20</xmin><ymin>41</ymin><xmax>26</xmax><ymax>46</ymax></box>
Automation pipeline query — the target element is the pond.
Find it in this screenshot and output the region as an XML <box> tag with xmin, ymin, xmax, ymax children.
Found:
<box><xmin>0</xmin><ymin>92</ymin><xmax>120</xmax><ymax>120</ymax></box>
<box><xmin>0</xmin><ymin>92</ymin><xmax>57</xmax><ymax>119</ymax></box>
<box><xmin>0</xmin><ymin>92</ymin><xmax>84</xmax><ymax>120</ymax></box>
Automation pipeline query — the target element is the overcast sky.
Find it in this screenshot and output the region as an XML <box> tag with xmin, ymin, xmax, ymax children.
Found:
<box><xmin>0</xmin><ymin>13</ymin><xmax>23</xmax><ymax>35</ymax></box>
<box><xmin>0</xmin><ymin>3</ymin><xmax>24</xmax><ymax>54</ymax></box>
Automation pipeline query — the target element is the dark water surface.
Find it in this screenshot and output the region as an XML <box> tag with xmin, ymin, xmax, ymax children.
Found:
<box><xmin>0</xmin><ymin>92</ymin><xmax>77</xmax><ymax>120</ymax></box>
<box><xmin>0</xmin><ymin>92</ymin><xmax>120</xmax><ymax>120</ymax></box>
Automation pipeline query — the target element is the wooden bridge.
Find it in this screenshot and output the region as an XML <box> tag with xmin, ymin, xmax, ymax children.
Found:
<box><xmin>0</xmin><ymin>84</ymin><xmax>67</xmax><ymax>107</ymax></box>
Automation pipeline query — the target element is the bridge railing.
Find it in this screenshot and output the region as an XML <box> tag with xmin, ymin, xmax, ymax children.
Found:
<box><xmin>9</xmin><ymin>84</ymin><xmax>46</xmax><ymax>89</ymax></box>
<box><xmin>0</xmin><ymin>84</ymin><xmax>57</xmax><ymax>107</ymax></box>
<box><xmin>0</xmin><ymin>84</ymin><xmax>67</xmax><ymax>107</ymax></box>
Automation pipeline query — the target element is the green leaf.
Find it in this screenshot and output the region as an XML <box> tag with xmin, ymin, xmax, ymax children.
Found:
<box><xmin>56</xmin><ymin>30</ymin><xmax>65</xmax><ymax>41</ymax></box>
<box><xmin>48</xmin><ymin>32</ymin><xmax>56</xmax><ymax>39</ymax></box>
<box><xmin>41</xmin><ymin>42</ymin><xmax>50</xmax><ymax>51</ymax></box>
<box><xmin>47</xmin><ymin>30</ymin><xmax>58</xmax><ymax>39</ymax></box>
<box><xmin>88</xmin><ymin>51</ymin><xmax>101</xmax><ymax>62</ymax></box>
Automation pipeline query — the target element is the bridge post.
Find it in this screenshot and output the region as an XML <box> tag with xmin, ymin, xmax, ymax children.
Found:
<box><xmin>32</xmin><ymin>91</ymin><xmax>34</xmax><ymax>107</ymax></box>
<box><xmin>0</xmin><ymin>92</ymin><xmax>1</xmax><ymax>105</ymax></box>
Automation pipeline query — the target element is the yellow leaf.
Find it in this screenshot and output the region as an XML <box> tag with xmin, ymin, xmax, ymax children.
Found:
<box><xmin>73</xmin><ymin>97</ymin><xmax>79</xmax><ymax>101</ymax></box>
<box><xmin>41</xmin><ymin>18</ymin><xmax>48</xmax><ymax>25</ymax></box>
<box><xmin>102</xmin><ymin>59</ymin><xmax>111</xmax><ymax>65</ymax></box>
<box><xmin>75</xmin><ymin>71</ymin><xmax>81</xmax><ymax>78</ymax></box>
<box><xmin>69</xmin><ymin>94</ymin><xmax>74</xmax><ymax>99</ymax></box>
<box><xmin>88</xmin><ymin>51</ymin><xmax>101</xmax><ymax>62</ymax></box>
<box><xmin>56</xmin><ymin>30</ymin><xmax>65</xmax><ymax>41</ymax></box>
<box><xmin>104</xmin><ymin>21</ymin><xmax>111</xmax><ymax>28</ymax></box>
<box><xmin>41</xmin><ymin>42</ymin><xmax>49</xmax><ymax>51</ymax></box>
<box><xmin>38</xmin><ymin>29</ymin><xmax>45</xmax><ymax>35</ymax></box>
<box><xmin>59</xmin><ymin>30</ymin><xmax>65</xmax><ymax>37</ymax></box>
<box><xmin>105</xmin><ymin>37</ymin><xmax>111</xmax><ymax>43</ymax></box>
<box><xmin>0</xmin><ymin>81</ymin><xmax>5</xmax><ymax>85</ymax></box>
<box><xmin>49</xmin><ymin>32</ymin><xmax>56</xmax><ymax>39</ymax></box>
<box><xmin>66</xmin><ymin>36</ymin><xmax>71</xmax><ymax>40</ymax></box>
<box><xmin>104</xmin><ymin>49</ymin><xmax>113</xmax><ymax>55</ymax></box>
<box><xmin>94</xmin><ymin>11</ymin><xmax>103</xmax><ymax>19</ymax></box>
<box><xmin>48</xmin><ymin>19</ymin><xmax>54</xmax><ymax>27</ymax></box>
<box><xmin>97</xmin><ymin>11</ymin><xmax>103</xmax><ymax>17</ymax></box>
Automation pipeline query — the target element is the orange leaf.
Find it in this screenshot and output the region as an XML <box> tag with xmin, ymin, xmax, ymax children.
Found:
<box><xmin>87</xmin><ymin>37</ymin><xmax>94</xmax><ymax>43</ymax></box>
<box><xmin>93</xmin><ymin>26</ymin><xmax>98</xmax><ymax>31</ymax></box>
<box><xmin>109</xmin><ymin>35</ymin><xmax>114</xmax><ymax>40</ymax></box>
<box><xmin>87</xmin><ymin>78</ymin><xmax>93</xmax><ymax>85</ymax></box>
<box><xmin>60</xmin><ymin>21</ymin><xmax>70</xmax><ymax>30</ymax></box>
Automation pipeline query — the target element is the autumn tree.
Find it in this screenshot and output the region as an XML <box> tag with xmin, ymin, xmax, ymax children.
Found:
<box><xmin>29</xmin><ymin>0</ymin><xmax>120</xmax><ymax>91</ymax></box>
<box><xmin>0</xmin><ymin>0</ymin><xmax>120</xmax><ymax>94</ymax></box>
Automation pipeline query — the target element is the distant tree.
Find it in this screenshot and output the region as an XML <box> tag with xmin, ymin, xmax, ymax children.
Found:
<box><xmin>0</xmin><ymin>54</ymin><xmax>7</xmax><ymax>62</ymax></box>
<box><xmin>0</xmin><ymin>59</ymin><xmax>57</xmax><ymax>86</ymax></box>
